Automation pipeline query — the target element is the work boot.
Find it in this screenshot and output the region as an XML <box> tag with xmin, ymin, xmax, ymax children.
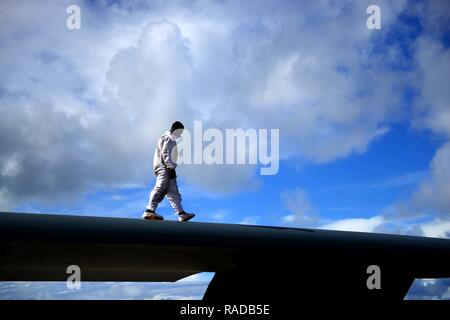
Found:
<box><xmin>178</xmin><ymin>211</ymin><xmax>195</xmax><ymax>222</ymax></box>
<box><xmin>142</xmin><ymin>209</ymin><xmax>163</xmax><ymax>220</ymax></box>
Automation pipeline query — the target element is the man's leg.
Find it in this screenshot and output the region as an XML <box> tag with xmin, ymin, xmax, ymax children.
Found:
<box><xmin>166</xmin><ymin>177</ymin><xmax>184</xmax><ymax>214</ymax></box>
<box><xmin>145</xmin><ymin>169</ymin><xmax>169</xmax><ymax>219</ymax></box>
<box><xmin>167</xmin><ymin>178</ymin><xmax>195</xmax><ymax>222</ymax></box>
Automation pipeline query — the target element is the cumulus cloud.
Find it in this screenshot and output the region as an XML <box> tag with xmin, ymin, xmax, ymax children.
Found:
<box><xmin>0</xmin><ymin>0</ymin><xmax>446</xmax><ymax>210</ymax></box>
<box><xmin>399</xmin><ymin>5</ymin><xmax>450</xmax><ymax>218</ymax></box>
<box><xmin>315</xmin><ymin>1</ymin><xmax>450</xmax><ymax>226</ymax></box>
<box><xmin>409</xmin><ymin>142</ymin><xmax>450</xmax><ymax>218</ymax></box>
<box><xmin>381</xmin><ymin>141</ymin><xmax>450</xmax><ymax>223</ymax></box>
<box><xmin>414</xmin><ymin>38</ymin><xmax>450</xmax><ymax>136</ymax></box>
<box><xmin>0</xmin><ymin>0</ymin><xmax>149</xmax><ymax>208</ymax></box>
<box><xmin>410</xmin><ymin>0</ymin><xmax>450</xmax><ymax>137</ymax></box>
<box><xmin>388</xmin><ymin>0</ymin><xmax>450</xmax><ymax>222</ymax></box>
<box><xmin>419</xmin><ymin>219</ymin><xmax>450</xmax><ymax>238</ymax></box>
<box><xmin>318</xmin><ymin>215</ymin><xmax>450</xmax><ymax>239</ymax></box>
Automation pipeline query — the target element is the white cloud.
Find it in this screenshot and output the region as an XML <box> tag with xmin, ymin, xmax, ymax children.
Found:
<box><xmin>281</xmin><ymin>188</ymin><xmax>318</xmax><ymax>225</ymax></box>
<box><xmin>382</xmin><ymin>11</ymin><xmax>450</xmax><ymax>220</ymax></box>
<box><xmin>386</xmin><ymin>142</ymin><xmax>450</xmax><ymax>220</ymax></box>
<box><xmin>122</xmin><ymin>285</ymin><xmax>142</xmax><ymax>297</ymax></box>
<box><xmin>320</xmin><ymin>216</ymin><xmax>385</xmax><ymax>232</ymax></box>
<box><xmin>419</xmin><ymin>219</ymin><xmax>450</xmax><ymax>238</ymax></box>
<box><xmin>239</xmin><ymin>216</ymin><xmax>260</xmax><ymax>225</ymax></box>
<box><xmin>319</xmin><ymin>215</ymin><xmax>450</xmax><ymax>239</ymax></box>
<box><xmin>405</xmin><ymin>278</ymin><xmax>450</xmax><ymax>300</ymax></box>
<box><xmin>0</xmin><ymin>0</ymin><xmax>448</xmax><ymax>210</ymax></box>
<box><xmin>385</xmin><ymin>2</ymin><xmax>450</xmax><ymax>223</ymax></box>
<box><xmin>411</xmin><ymin>142</ymin><xmax>450</xmax><ymax>217</ymax></box>
<box><xmin>414</xmin><ymin>38</ymin><xmax>450</xmax><ymax>136</ymax></box>
<box><xmin>0</xmin><ymin>277</ymin><xmax>214</xmax><ymax>300</ymax></box>
<box><xmin>411</xmin><ymin>1</ymin><xmax>450</xmax><ymax>138</ymax></box>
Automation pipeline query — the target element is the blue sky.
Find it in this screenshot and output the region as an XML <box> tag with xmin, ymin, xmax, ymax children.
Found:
<box><xmin>0</xmin><ymin>0</ymin><xmax>449</xmax><ymax>299</ymax></box>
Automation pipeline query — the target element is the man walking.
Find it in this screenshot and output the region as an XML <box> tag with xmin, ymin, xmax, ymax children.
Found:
<box><xmin>143</xmin><ymin>121</ymin><xmax>195</xmax><ymax>222</ymax></box>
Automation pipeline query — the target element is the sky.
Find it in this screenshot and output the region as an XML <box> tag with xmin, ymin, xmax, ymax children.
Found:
<box><xmin>0</xmin><ymin>0</ymin><xmax>449</xmax><ymax>300</ymax></box>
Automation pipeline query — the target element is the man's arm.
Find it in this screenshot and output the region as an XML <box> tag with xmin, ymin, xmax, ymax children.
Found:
<box><xmin>160</xmin><ymin>136</ymin><xmax>177</xmax><ymax>170</ymax></box>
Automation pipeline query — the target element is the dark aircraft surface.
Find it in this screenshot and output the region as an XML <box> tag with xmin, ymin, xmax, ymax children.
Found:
<box><xmin>1</xmin><ymin>212</ymin><xmax>449</xmax><ymax>302</ymax></box>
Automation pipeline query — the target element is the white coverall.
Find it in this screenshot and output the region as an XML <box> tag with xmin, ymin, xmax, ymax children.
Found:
<box><xmin>146</xmin><ymin>131</ymin><xmax>184</xmax><ymax>214</ymax></box>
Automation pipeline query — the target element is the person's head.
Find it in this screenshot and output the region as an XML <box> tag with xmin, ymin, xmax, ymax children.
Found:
<box><xmin>170</xmin><ymin>121</ymin><xmax>184</xmax><ymax>138</ymax></box>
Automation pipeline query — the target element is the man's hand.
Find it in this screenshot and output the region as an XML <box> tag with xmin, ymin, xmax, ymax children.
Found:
<box><xmin>168</xmin><ymin>168</ymin><xmax>177</xmax><ymax>179</ymax></box>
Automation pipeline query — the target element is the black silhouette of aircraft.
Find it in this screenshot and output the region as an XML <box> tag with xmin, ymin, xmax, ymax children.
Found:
<box><xmin>1</xmin><ymin>212</ymin><xmax>449</xmax><ymax>303</ymax></box>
